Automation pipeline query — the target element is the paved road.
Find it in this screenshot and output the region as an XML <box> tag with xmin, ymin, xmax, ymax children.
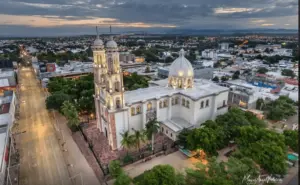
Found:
<box><xmin>17</xmin><ymin>67</ymin><xmax>72</xmax><ymax>185</ymax></box>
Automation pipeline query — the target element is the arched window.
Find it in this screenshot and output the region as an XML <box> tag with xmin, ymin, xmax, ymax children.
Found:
<box><xmin>147</xmin><ymin>102</ymin><xmax>152</xmax><ymax>111</ymax></box>
<box><xmin>186</xmin><ymin>101</ymin><xmax>190</xmax><ymax>108</ymax></box>
<box><xmin>115</xmin><ymin>81</ymin><xmax>120</xmax><ymax>92</ymax></box>
<box><xmin>136</xmin><ymin>106</ymin><xmax>141</xmax><ymax>114</ymax></box>
<box><xmin>187</xmin><ymin>79</ymin><xmax>192</xmax><ymax>87</ymax></box>
<box><xmin>131</xmin><ymin>107</ymin><xmax>135</xmax><ymax>116</ymax></box>
<box><xmin>163</xmin><ymin>100</ymin><xmax>168</xmax><ymax>107</ymax></box>
<box><xmin>182</xmin><ymin>98</ymin><xmax>185</xmax><ymax>106</ymax></box>
<box><xmin>159</xmin><ymin>101</ymin><xmax>163</xmax><ymax>108</ymax></box>
<box><xmin>116</xmin><ymin>98</ymin><xmax>121</xmax><ymax>109</ymax></box>
<box><xmin>175</xmin><ymin>97</ymin><xmax>179</xmax><ymax>105</ymax></box>
<box><xmin>206</xmin><ymin>100</ymin><xmax>209</xmax><ymax>107</ymax></box>
<box><xmin>200</xmin><ymin>101</ymin><xmax>204</xmax><ymax>109</ymax></box>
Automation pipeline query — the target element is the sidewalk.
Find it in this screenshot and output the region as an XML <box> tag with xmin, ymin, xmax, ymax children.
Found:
<box><xmin>53</xmin><ymin>111</ymin><xmax>101</xmax><ymax>185</ymax></box>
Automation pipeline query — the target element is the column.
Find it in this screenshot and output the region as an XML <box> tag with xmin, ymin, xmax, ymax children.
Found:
<box><xmin>142</xmin><ymin>102</ymin><xmax>147</xmax><ymax>129</ymax></box>
<box><xmin>156</xmin><ymin>99</ymin><xmax>160</xmax><ymax>121</ymax></box>
<box><xmin>168</xmin><ymin>96</ymin><xmax>172</xmax><ymax>119</ymax></box>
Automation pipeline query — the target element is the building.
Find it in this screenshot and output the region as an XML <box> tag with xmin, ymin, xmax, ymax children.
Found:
<box><xmin>219</xmin><ymin>43</ymin><xmax>229</xmax><ymax>51</ymax></box>
<box><xmin>157</xmin><ymin>66</ymin><xmax>213</xmax><ymax>80</ymax></box>
<box><xmin>119</xmin><ymin>52</ymin><xmax>135</xmax><ymax>63</ymax></box>
<box><xmin>201</xmin><ymin>49</ymin><xmax>217</xmax><ymax>59</ymax></box>
<box><xmin>0</xmin><ymin>69</ymin><xmax>17</xmax><ymax>94</ymax></box>
<box><xmin>92</xmin><ymin>34</ymin><xmax>229</xmax><ymax>150</ymax></box>
<box><xmin>0</xmin><ymin>91</ymin><xmax>17</xmax><ymax>175</ymax></box>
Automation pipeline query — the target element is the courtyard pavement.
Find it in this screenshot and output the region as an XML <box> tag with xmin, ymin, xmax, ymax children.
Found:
<box><xmin>123</xmin><ymin>151</ymin><xmax>198</xmax><ymax>178</ymax></box>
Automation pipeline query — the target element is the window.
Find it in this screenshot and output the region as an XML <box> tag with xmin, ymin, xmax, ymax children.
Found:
<box><xmin>223</xmin><ymin>100</ymin><xmax>226</xmax><ymax>106</ymax></box>
<box><xmin>171</xmin><ymin>133</ymin><xmax>173</xmax><ymax>137</ymax></box>
<box><xmin>159</xmin><ymin>101</ymin><xmax>163</xmax><ymax>108</ymax></box>
<box><xmin>131</xmin><ymin>107</ymin><xmax>135</xmax><ymax>116</ymax></box>
<box><xmin>147</xmin><ymin>102</ymin><xmax>152</xmax><ymax>110</ymax></box>
<box><xmin>161</xmin><ymin>127</ymin><xmax>164</xmax><ymax>132</ymax></box>
<box><xmin>186</xmin><ymin>101</ymin><xmax>190</xmax><ymax>108</ymax></box>
<box><xmin>172</xmin><ymin>98</ymin><xmax>175</xmax><ymax>105</ymax></box>
<box><xmin>200</xmin><ymin>101</ymin><xmax>204</xmax><ymax>108</ymax></box>
<box><xmin>166</xmin><ymin>130</ymin><xmax>168</xmax><ymax>134</ymax></box>
<box><xmin>206</xmin><ymin>100</ymin><xmax>209</xmax><ymax>107</ymax></box>
<box><xmin>116</xmin><ymin>98</ymin><xmax>121</xmax><ymax>109</ymax></box>
<box><xmin>163</xmin><ymin>100</ymin><xmax>168</xmax><ymax>107</ymax></box>
<box><xmin>136</xmin><ymin>106</ymin><xmax>141</xmax><ymax>114</ymax></box>
<box><xmin>182</xmin><ymin>98</ymin><xmax>185</xmax><ymax>106</ymax></box>
<box><xmin>175</xmin><ymin>97</ymin><xmax>179</xmax><ymax>105</ymax></box>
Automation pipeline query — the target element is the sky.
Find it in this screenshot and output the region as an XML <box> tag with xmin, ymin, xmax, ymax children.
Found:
<box><xmin>0</xmin><ymin>0</ymin><xmax>298</xmax><ymax>36</ymax></box>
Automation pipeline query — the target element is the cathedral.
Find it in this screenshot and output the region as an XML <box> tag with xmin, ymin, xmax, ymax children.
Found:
<box><xmin>92</xmin><ymin>33</ymin><xmax>229</xmax><ymax>150</ymax></box>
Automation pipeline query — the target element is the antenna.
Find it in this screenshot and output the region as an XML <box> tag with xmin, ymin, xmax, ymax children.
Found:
<box><xmin>96</xmin><ymin>26</ymin><xmax>99</xmax><ymax>38</ymax></box>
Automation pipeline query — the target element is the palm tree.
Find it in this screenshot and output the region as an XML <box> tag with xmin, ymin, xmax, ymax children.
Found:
<box><xmin>133</xmin><ymin>129</ymin><xmax>147</xmax><ymax>152</ymax></box>
<box><xmin>61</xmin><ymin>101</ymin><xmax>80</xmax><ymax>129</ymax></box>
<box><xmin>120</xmin><ymin>131</ymin><xmax>134</xmax><ymax>154</ymax></box>
<box><xmin>145</xmin><ymin>118</ymin><xmax>161</xmax><ymax>152</ymax></box>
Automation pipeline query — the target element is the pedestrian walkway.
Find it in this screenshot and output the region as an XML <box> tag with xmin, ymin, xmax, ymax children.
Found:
<box><xmin>54</xmin><ymin>112</ymin><xmax>101</xmax><ymax>185</ymax></box>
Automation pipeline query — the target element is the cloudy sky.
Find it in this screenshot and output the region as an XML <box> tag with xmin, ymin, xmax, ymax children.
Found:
<box><xmin>0</xmin><ymin>0</ymin><xmax>298</xmax><ymax>36</ymax></box>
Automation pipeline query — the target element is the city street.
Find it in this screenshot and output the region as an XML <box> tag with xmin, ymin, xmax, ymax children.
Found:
<box><xmin>16</xmin><ymin>67</ymin><xmax>72</xmax><ymax>185</ymax></box>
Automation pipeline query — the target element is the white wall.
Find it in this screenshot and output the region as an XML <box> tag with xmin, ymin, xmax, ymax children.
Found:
<box><xmin>194</xmin><ymin>96</ymin><xmax>214</xmax><ymax>126</ymax></box>
<box><xmin>129</xmin><ymin>104</ymin><xmax>143</xmax><ymax>132</ymax></box>
<box><xmin>115</xmin><ymin>111</ymin><xmax>128</xmax><ymax>149</ymax></box>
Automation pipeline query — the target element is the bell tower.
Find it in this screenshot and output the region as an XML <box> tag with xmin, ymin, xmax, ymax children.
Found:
<box><xmin>92</xmin><ymin>27</ymin><xmax>106</xmax><ymax>131</ymax></box>
<box><xmin>104</xmin><ymin>35</ymin><xmax>125</xmax><ymax>111</ymax></box>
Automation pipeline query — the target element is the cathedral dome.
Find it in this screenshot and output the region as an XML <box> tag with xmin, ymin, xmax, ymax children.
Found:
<box><xmin>106</xmin><ymin>36</ymin><xmax>118</xmax><ymax>48</ymax></box>
<box><xmin>168</xmin><ymin>49</ymin><xmax>194</xmax><ymax>78</ymax></box>
<box><xmin>93</xmin><ymin>38</ymin><xmax>103</xmax><ymax>46</ymax></box>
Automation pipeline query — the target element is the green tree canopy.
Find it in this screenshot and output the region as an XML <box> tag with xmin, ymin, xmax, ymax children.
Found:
<box><xmin>283</xmin><ymin>130</ymin><xmax>298</xmax><ymax>153</ymax></box>
<box><xmin>134</xmin><ymin>165</ymin><xmax>185</xmax><ymax>185</ymax></box>
<box><xmin>46</xmin><ymin>91</ymin><xmax>70</xmax><ymax>112</ymax></box>
<box><xmin>257</xmin><ymin>67</ymin><xmax>268</xmax><ymax>74</ymax></box>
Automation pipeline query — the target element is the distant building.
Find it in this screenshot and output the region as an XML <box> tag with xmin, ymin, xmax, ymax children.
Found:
<box><xmin>0</xmin><ymin>69</ymin><xmax>17</xmax><ymax>93</ymax></box>
<box><xmin>201</xmin><ymin>49</ymin><xmax>217</xmax><ymax>59</ymax></box>
<box><xmin>157</xmin><ymin>66</ymin><xmax>213</xmax><ymax>80</ymax></box>
<box><xmin>119</xmin><ymin>52</ymin><xmax>135</xmax><ymax>63</ymax></box>
<box><xmin>219</xmin><ymin>43</ymin><xmax>230</xmax><ymax>51</ymax></box>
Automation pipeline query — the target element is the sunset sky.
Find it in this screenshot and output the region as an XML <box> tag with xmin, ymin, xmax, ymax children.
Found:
<box><xmin>0</xmin><ymin>0</ymin><xmax>298</xmax><ymax>36</ymax></box>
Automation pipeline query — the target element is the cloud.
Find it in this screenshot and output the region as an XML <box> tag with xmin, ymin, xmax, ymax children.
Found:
<box><xmin>0</xmin><ymin>14</ymin><xmax>176</xmax><ymax>28</ymax></box>
<box><xmin>0</xmin><ymin>0</ymin><xmax>298</xmax><ymax>35</ymax></box>
<box><xmin>261</xmin><ymin>23</ymin><xmax>275</xmax><ymax>26</ymax></box>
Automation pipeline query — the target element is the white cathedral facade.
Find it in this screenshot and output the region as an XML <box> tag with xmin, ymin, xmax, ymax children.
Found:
<box><xmin>92</xmin><ymin>34</ymin><xmax>229</xmax><ymax>150</ymax></box>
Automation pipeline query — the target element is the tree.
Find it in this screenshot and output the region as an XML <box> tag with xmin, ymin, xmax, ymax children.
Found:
<box><xmin>221</xmin><ymin>76</ymin><xmax>229</xmax><ymax>82</ymax></box>
<box><xmin>266</xmin><ymin>96</ymin><xmax>297</xmax><ymax>121</ymax></box>
<box><xmin>232</xmin><ymin>71</ymin><xmax>240</xmax><ymax>80</ymax></box>
<box><xmin>134</xmin><ymin>165</ymin><xmax>184</xmax><ymax>185</ymax></box>
<box><xmin>114</xmin><ymin>172</ymin><xmax>132</xmax><ymax>185</ymax></box>
<box><xmin>46</xmin><ymin>92</ymin><xmax>70</xmax><ymax>112</ymax></box>
<box><xmin>281</xmin><ymin>69</ymin><xmax>295</xmax><ymax>78</ymax></box>
<box><xmin>145</xmin><ymin>118</ymin><xmax>161</xmax><ymax>152</ymax></box>
<box><xmin>165</xmin><ymin>56</ymin><xmax>174</xmax><ymax>63</ymax></box>
<box><xmin>120</xmin><ymin>131</ymin><xmax>134</xmax><ymax>154</ymax></box>
<box><xmin>176</xmin><ymin>128</ymin><xmax>191</xmax><ymax>148</ymax></box>
<box><xmin>237</xmin><ymin>126</ymin><xmax>287</xmax><ymax>175</ymax></box>
<box><xmin>256</xmin><ymin>98</ymin><xmax>265</xmax><ymax>110</ymax></box>
<box><xmin>212</xmin><ymin>76</ymin><xmax>219</xmax><ymax>82</ymax></box>
<box><xmin>133</xmin><ymin>129</ymin><xmax>147</xmax><ymax>152</ymax></box>
<box><xmin>257</xmin><ymin>67</ymin><xmax>268</xmax><ymax>74</ymax></box>
<box><xmin>185</xmin><ymin>157</ymin><xmax>233</xmax><ymax>185</ymax></box>
<box><xmin>186</xmin><ymin>127</ymin><xmax>218</xmax><ymax>156</ymax></box>
<box><xmin>283</xmin><ymin>130</ymin><xmax>298</xmax><ymax>153</ymax></box>
<box><xmin>144</xmin><ymin>65</ymin><xmax>151</xmax><ymax>73</ymax></box>
<box><xmin>109</xmin><ymin>160</ymin><xmax>123</xmax><ymax>178</ymax></box>
<box><xmin>61</xmin><ymin>101</ymin><xmax>80</xmax><ymax>131</ymax></box>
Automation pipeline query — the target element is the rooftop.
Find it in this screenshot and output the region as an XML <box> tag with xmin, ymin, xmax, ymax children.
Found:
<box><xmin>163</xmin><ymin>117</ymin><xmax>193</xmax><ymax>133</ymax></box>
<box><xmin>125</xmin><ymin>79</ymin><xmax>228</xmax><ymax>104</ymax></box>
